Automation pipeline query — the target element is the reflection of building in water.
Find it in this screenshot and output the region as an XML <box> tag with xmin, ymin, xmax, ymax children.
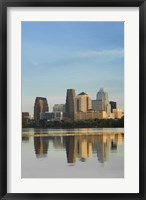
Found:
<box><xmin>53</xmin><ymin>136</ymin><xmax>65</xmax><ymax>149</ymax></box>
<box><xmin>22</xmin><ymin>135</ymin><xmax>29</xmax><ymax>142</ymax></box>
<box><xmin>96</xmin><ymin>135</ymin><xmax>111</xmax><ymax>163</ymax></box>
<box><xmin>111</xmin><ymin>140</ymin><xmax>117</xmax><ymax>151</ymax></box>
<box><xmin>34</xmin><ymin>136</ymin><xmax>49</xmax><ymax>158</ymax></box>
<box><xmin>115</xmin><ymin>133</ymin><xmax>124</xmax><ymax>145</ymax></box>
<box><xmin>65</xmin><ymin>136</ymin><xmax>77</xmax><ymax>164</ymax></box>
<box><xmin>110</xmin><ymin>134</ymin><xmax>117</xmax><ymax>151</ymax></box>
<box><xmin>96</xmin><ymin>133</ymin><xmax>124</xmax><ymax>162</ymax></box>
<box><xmin>65</xmin><ymin>135</ymin><xmax>93</xmax><ymax>163</ymax></box>
<box><xmin>37</xmin><ymin>132</ymin><xmax>124</xmax><ymax>164</ymax></box>
<box><xmin>77</xmin><ymin>137</ymin><xmax>92</xmax><ymax>162</ymax></box>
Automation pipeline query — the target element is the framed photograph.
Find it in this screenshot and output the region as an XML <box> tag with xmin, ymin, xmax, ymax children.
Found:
<box><xmin>0</xmin><ymin>0</ymin><xmax>146</xmax><ymax>199</ymax></box>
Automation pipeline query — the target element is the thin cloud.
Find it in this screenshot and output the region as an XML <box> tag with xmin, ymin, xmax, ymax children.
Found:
<box><xmin>29</xmin><ymin>48</ymin><xmax>124</xmax><ymax>69</ymax></box>
<box><xmin>79</xmin><ymin>49</ymin><xmax>124</xmax><ymax>58</ymax></box>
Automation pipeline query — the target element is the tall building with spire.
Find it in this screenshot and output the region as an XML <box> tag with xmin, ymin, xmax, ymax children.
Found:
<box><xmin>34</xmin><ymin>97</ymin><xmax>49</xmax><ymax>121</ymax></box>
<box><xmin>65</xmin><ymin>89</ymin><xmax>76</xmax><ymax>119</ymax></box>
<box><xmin>96</xmin><ymin>88</ymin><xmax>111</xmax><ymax>114</ymax></box>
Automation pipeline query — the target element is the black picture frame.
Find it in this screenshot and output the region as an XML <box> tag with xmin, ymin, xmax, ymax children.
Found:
<box><xmin>0</xmin><ymin>0</ymin><xmax>146</xmax><ymax>199</ymax></box>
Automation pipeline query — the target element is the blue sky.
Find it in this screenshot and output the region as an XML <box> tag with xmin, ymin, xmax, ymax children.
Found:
<box><xmin>22</xmin><ymin>22</ymin><xmax>124</xmax><ymax>115</ymax></box>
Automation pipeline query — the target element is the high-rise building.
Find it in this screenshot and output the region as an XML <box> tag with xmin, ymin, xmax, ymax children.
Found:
<box><xmin>75</xmin><ymin>92</ymin><xmax>92</xmax><ymax>112</ymax></box>
<box><xmin>96</xmin><ymin>88</ymin><xmax>111</xmax><ymax>114</ymax></box>
<box><xmin>34</xmin><ymin>97</ymin><xmax>49</xmax><ymax>121</ymax></box>
<box><xmin>92</xmin><ymin>100</ymin><xmax>98</xmax><ymax>111</ymax></box>
<box><xmin>109</xmin><ymin>101</ymin><xmax>117</xmax><ymax>113</ymax></box>
<box><xmin>65</xmin><ymin>89</ymin><xmax>76</xmax><ymax>119</ymax></box>
<box><xmin>53</xmin><ymin>104</ymin><xmax>65</xmax><ymax>112</ymax></box>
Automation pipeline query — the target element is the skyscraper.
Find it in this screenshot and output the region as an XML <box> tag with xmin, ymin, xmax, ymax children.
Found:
<box><xmin>34</xmin><ymin>97</ymin><xmax>49</xmax><ymax>121</ymax></box>
<box><xmin>96</xmin><ymin>88</ymin><xmax>111</xmax><ymax>114</ymax></box>
<box><xmin>92</xmin><ymin>100</ymin><xmax>98</xmax><ymax>111</ymax></box>
<box><xmin>65</xmin><ymin>89</ymin><xmax>76</xmax><ymax>119</ymax></box>
<box><xmin>75</xmin><ymin>92</ymin><xmax>92</xmax><ymax>112</ymax></box>
<box><xmin>109</xmin><ymin>101</ymin><xmax>117</xmax><ymax>113</ymax></box>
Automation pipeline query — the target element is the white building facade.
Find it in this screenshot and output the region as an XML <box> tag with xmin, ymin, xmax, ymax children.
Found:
<box><xmin>75</xmin><ymin>92</ymin><xmax>92</xmax><ymax>112</ymax></box>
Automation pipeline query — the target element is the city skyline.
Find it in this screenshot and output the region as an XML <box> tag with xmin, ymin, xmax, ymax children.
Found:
<box><xmin>22</xmin><ymin>22</ymin><xmax>124</xmax><ymax>115</ymax></box>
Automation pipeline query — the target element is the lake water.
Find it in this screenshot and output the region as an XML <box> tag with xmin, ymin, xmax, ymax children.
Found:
<box><xmin>22</xmin><ymin>128</ymin><xmax>124</xmax><ymax>178</ymax></box>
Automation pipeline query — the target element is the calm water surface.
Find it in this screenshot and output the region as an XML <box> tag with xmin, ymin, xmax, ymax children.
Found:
<box><xmin>22</xmin><ymin>128</ymin><xmax>124</xmax><ymax>178</ymax></box>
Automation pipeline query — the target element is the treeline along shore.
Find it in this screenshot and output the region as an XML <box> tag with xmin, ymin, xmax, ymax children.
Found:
<box><xmin>22</xmin><ymin>117</ymin><xmax>124</xmax><ymax>129</ymax></box>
